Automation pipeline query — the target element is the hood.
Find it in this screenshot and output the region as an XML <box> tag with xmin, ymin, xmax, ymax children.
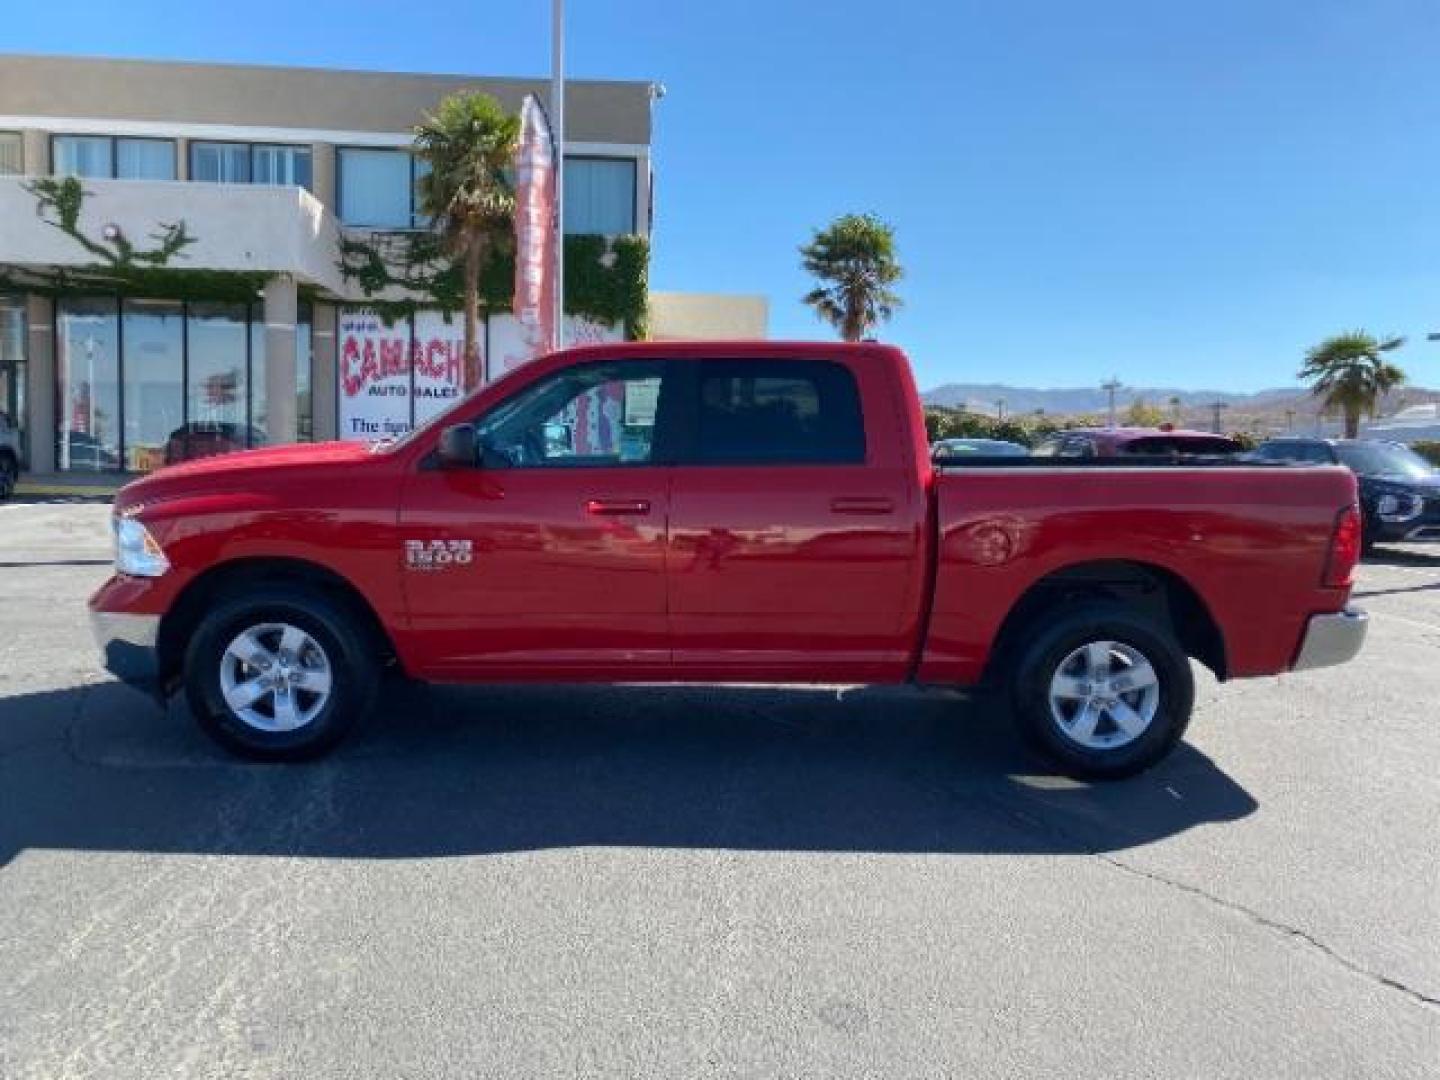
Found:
<box><xmin>117</xmin><ymin>440</ymin><xmax>379</xmax><ymax>509</ymax></box>
<box><xmin>1358</xmin><ymin>471</ymin><xmax>1440</xmax><ymax>493</ymax></box>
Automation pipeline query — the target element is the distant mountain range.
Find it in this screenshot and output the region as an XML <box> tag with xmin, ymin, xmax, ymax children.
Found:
<box><xmin>921</xmin><ymin>382</ymin><xmax>1440</xmax><ymax>430</ymax></box>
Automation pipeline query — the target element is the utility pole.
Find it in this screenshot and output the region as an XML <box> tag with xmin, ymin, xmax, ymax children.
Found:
<box><xmin>1101</xmin><ymin>377</ymin><xmax>1123</xmax><ymax>428</ymax></box>
<box><xmin>996</xmin><ymin>399</ymin><xmax>1006</xmax><ymax>422</ymax></box>
<box><xmin>551</xmin><ymin>0</ymin><xmax>566</xmax><ymax>345</ymax></box>
<box><xmin>1285</xmin><ymin>409</ymin><xmax>1295</xmax><ymax>431</ymax></box>
<box><xmin>1209</xmin><ymin>401</ymin><xmax>1228</xmax><ymax>434</ymax></box>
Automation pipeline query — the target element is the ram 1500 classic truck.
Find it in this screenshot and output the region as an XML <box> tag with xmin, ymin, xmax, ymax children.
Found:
<box><xmin>90</xmin><ymin>341</ymin><xmax>1368</xmax><ymax>778</ymax></box>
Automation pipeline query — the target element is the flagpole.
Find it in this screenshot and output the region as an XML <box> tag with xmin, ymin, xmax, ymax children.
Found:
<box><xmin>551</xmin><ymin>0</ymin><xmax>565</xmax><ymax>350</ymax></box>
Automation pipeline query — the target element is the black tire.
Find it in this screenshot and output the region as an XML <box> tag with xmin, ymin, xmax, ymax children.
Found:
<box><xmin>0</xmin><ymin>452</ymin><xmax>16</xmax><ymax>501</ymax></box>
<box><xmin>1009</xmin><ymin>602</ymin><xmax>1194</xmax><ymax>780</ymax></box>
<box><xmin>183</xmin><ymin>585</ymin><xmax>379</xmax><ymax>761</ymax></box>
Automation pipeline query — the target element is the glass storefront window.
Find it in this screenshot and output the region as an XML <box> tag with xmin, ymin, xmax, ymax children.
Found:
<box><xmin>121</xmin><ymin>299</ymin><xmax>183</xmax><ymax>472</ymax></box>
<box><xmin>0</xmin><ymin>297</ymin><xmax>26</xmax><ymax>465</ymax></box>
<box><xmin>251</xmin><ymin>306</ymin><xmax>313</xmax><ymax>444</ymax></box>
<box><xmin>186</xmin><ymin>303</ymin><xmax>251</xmax><ymax>460</ymax></box>
<box><xmin>56</xmin><ymin>298</ymin><xmax>122</xmax><ymax>472</ymax></box>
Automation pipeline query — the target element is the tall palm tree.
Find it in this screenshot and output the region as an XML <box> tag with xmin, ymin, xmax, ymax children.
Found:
<box><xmin>414</xmin><ymin>92</ymin><xmax>521</xmax><ymax>387</ymax></box>
<box><xmin>800</xmin><ymin>214</ymin><xmax>902</xmax><ymax>341</ymax></box>
<box><xmin>1298</xmin><ymin>332</ymin><xmax>1407</xmax><ymax>438</ymax></box>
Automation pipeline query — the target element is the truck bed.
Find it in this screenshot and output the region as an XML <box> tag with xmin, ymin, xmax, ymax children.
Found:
<box><xmin>918</xmin><ymin>462</ymin><xmax>1358</xmax><ymax>685</ymax></box>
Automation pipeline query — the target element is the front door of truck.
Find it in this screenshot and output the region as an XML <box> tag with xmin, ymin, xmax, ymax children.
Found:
<box><xmin>399</xmin><ymin>359</ymin><xmax>675</xmax><ymax>680</ymax></box>
<box><xmin>665</xmin><ymin>357</ymin><xmax>927</xmax><ymax>683</ymax></box>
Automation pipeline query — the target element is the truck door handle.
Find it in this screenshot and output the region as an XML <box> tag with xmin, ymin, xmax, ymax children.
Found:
<box><xmin>830</xmin><ymin>497</ymin><xmax>895</xmax><ymax>515</ymax></box>
<box><xmin>585</xmin><ymin>499</ymin><xmax>651</xmax><ymax>516</ymax></box>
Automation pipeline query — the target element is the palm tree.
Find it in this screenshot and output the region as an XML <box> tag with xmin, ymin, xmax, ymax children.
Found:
<box><xmin>1298</xmin><ymin>332</ymin><xmax>1407</xmax><ymax>438</ymax></box>
<box><xmin>800</xmin><ymin>214</ymin><xmax>902</xmax><ymax>341</ymax></box>
<box><xmin>414</xmin><ymin>92</ymin><xmax>521</xmax><ymax>386</ymax></box>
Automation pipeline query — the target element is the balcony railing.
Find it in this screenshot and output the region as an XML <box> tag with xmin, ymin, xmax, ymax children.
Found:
<box><xmin>0</xmin><ymin>175</ymin><xmax>347</xmax><ymax>295</ymax></box>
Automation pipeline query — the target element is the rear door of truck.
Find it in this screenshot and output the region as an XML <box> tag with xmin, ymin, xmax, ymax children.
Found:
<box><xmin>664</xmin><ymin>348</ymin><xmax>929</xmax><ymax>683</ymax></box>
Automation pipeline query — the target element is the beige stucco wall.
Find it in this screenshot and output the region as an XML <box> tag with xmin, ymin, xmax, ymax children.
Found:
<box><xmin>649</xmin><ymin>292</ymin><xmax>770</xmax><ymax>340</ymax></box>
<box><xmin>0</xmin><ymin>54</ymin><xmax>651</xmax><ymax>144</ymax></box>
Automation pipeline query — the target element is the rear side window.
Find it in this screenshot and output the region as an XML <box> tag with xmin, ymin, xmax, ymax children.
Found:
<box><xmin>1124</xmin><ymin>436</ymin><xmax>1241</xmax><ymax>456</ymax></box>
<box><xmin>693</xmin><ymin>360</ymin><xmax>865</xmax><ymax>465</ymax></box>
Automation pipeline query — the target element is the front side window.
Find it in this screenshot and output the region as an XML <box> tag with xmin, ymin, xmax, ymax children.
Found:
<box><xmin>1334</xmin><ymin>441</ymin><xmax>1435</xmax><ymax>479</ymax></box>
<box><xmin>694</xmin><ymin>360</ymin><xmax>865</xmax><ymax>465</ymax></box>
<box><xmin>475</xmin><ymin>361</ymin><xmax>666</xmax><ymax>467</ymax></box>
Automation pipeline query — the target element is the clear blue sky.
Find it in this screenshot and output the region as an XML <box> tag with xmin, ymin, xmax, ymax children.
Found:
<box><xmin>7</xmin><ymin>0</ymin><xmax>1439</xmax><ymax>391</ymax></box>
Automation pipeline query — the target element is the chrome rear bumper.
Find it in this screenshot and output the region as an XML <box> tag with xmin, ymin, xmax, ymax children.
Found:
<box><xmin>1292</xmin><ymin>608</ymin><xmax>1369</xmax><ymax>672</ymax></box>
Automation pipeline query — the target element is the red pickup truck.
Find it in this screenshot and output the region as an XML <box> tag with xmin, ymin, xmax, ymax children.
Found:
<box><xmin>90</xmin><ymin>341</ymin><xmax>1367</xmax><ymax>778</ymax></box>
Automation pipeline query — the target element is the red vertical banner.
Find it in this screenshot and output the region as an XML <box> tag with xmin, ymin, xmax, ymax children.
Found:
<box><xmin>511</xmin><ymin>93</ymin><xmax>557</xmax><ymax>375</ymax></box>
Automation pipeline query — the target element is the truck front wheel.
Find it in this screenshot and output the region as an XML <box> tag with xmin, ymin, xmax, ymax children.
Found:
<box><xmin>1010</xmin><ymin>603</ymin><xmax>1194</xmax><ymax>779</ymax></box>
<box><xmin>183</xmin><ymin>586</ymin><xmax>379</xmax><ymax>760</ymax></box>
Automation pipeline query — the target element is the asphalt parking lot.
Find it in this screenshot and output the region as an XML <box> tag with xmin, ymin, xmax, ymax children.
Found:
<box><xmin>1</xmin><ymin>500</ymin><xmax>1436</xmax><ymax>1079</ymax></box>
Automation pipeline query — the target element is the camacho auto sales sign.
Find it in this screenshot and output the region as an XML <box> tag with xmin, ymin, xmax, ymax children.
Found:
<box><xmin>338</xmin><ymin>309</ymin><xmax>466</xmax><ymax>440</ymax></box>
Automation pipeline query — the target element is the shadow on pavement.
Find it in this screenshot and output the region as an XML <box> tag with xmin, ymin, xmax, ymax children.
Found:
<box><xmin>1364</xmin><ymin>546</ymin><xmax>1440</xmax><ymax>568</ymax></box>
<box><xmin>0</xmin><ymin>679</ymin><xmax>1257</xmax><ymax>866</ymax></box>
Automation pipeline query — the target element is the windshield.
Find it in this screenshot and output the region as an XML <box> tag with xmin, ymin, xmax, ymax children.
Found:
<box><xmin>1333</xmin><ymin>441</ymin><xmax>1435</xmax><ymax>479</ymax></box>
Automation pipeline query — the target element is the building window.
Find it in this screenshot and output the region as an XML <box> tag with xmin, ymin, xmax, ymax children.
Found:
<box><xmin>192</xmin><ymin>142</ymin><xmax>311</xmax><ymax>190</ymax></box>
<box><xmin>252</xmin><ymin>144</ymin><xmax>312</xmax><ymax>189</ymax></box>
<box><xmin>564</xmin><ymin>157</ymin><xmax>637</xmax><ymax>235</ymax></box>
<box><xmin>0</xmin><ymin>132</ymin><xmax>22</xmax><ymax>175</ymax></box>
<box><xmin>53</xmin><ymin>135</ymin><xmax>113</xmax><ymax>179</ymax></box>
<box><xmin>115</xmin><ymin>139</ymin><xmax>176</xmax><ymax>180</ymax></box>
<box><xmin>338</xmin><ymin>148</ymin><xmax>425</xmax><ymax>228</ymax></box>
<box><xmin>53</xmin><ymin>135</ymin><xmax>176</xmax><ymax>181</ymax></box>
<box><xmin>190</xmin><ymin>142</ymin><xmax>251</xmax><ymax>183</ymax></box>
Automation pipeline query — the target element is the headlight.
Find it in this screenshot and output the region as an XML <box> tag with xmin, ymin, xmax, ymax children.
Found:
<box><xmin>113</xmin><ymin>516</ymin><xmax>170</xmax><ymax>577</ymax></box>
<box><xmin>1376</xmin><ymin>492</ymin><xmax>1424</xmax><ymax>522</ymax></box>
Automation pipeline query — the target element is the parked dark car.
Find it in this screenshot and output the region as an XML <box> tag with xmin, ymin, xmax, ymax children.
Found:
<box><xmin>1033</xmin><ymin>427</ymin><xmax>1244</xmax><ymax>459</ymax></box>
<box><xmin>60</xmin><ymin>431</ymin><xmax>121</xmax><ymax>472</ymax></box>
<box><xmin>931</xmin><ymin>437</ymin><xmax>1029</xmax><ymax>461</ymax></box>
<box><xmin>1250</xmin><ymin>437</ymin><xmax>1440</xmax><ymax>550</ymax></box>
<box><xmin>164</xmin><ymin>422</ymin><xmax>267</xmax><ymax>465</ymax></box>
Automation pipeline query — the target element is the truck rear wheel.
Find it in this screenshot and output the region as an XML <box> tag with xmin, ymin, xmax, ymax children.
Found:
<box><xmin>183</xmin><ymin>585</ymin><xmax>378</xmax><ymax>760</ymax></box>
<box><xmin>1009</xmin><ymin>603</ymin><xmax>1194</xmax><ymax>779</ymax></box>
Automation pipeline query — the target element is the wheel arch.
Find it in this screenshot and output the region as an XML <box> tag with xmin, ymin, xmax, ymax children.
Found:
<box><xmin>157</xmin><ymin>556</ymin><xmax>400</xmax><ymax>689</ymax></box>
<box><xmin>984</xmin><ymin>558</ymin><xmax>1227</xmax><ymax>684</ymax></box>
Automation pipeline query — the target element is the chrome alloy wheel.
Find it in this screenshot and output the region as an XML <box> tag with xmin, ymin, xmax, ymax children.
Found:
<box><xmin>1047</xmin><ymin>640</ymin><xmax>1161</xmax><ymax>750</ymax></box>
<box><xmin>219</xmin><ymin>622</ymin><xmax>333</xmax><ymax>732</ymax></box>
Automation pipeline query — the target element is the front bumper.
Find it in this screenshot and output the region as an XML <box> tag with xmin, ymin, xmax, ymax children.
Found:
<box><xmin>90</xmin><ymin>610</ymin><xmax>162</xmax><ymax>691</ymax></box>
<box><xmin>1292</xmin><ymin>608</ymin><xmax>1369</xmax><ymax>672</ymax></box>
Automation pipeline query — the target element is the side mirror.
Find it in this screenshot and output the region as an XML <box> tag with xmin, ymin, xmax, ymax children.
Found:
<box><xmin>436</xmin><ymin>423</ymin><xmax>479</xmax><ymax>468</ymax></box>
